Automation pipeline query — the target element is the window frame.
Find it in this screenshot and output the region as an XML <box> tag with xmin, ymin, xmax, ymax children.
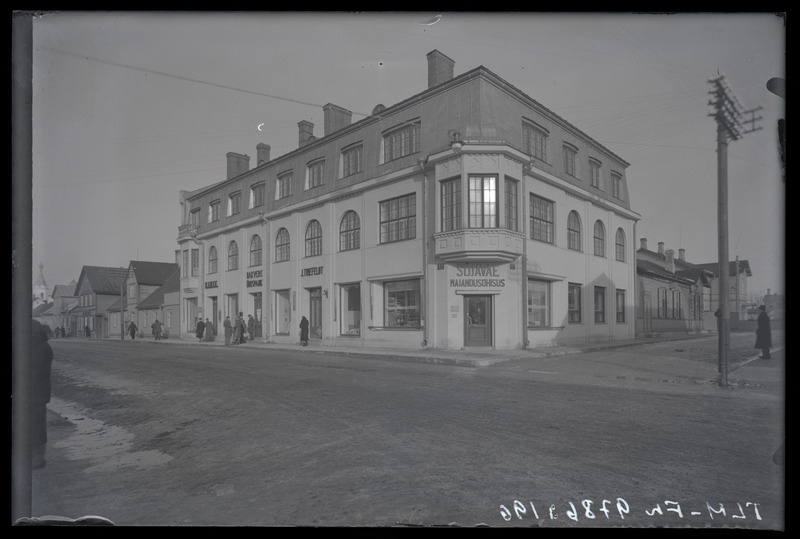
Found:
<box><xmin>379</xmin><ymin>193</ymin><xmax>417</xmax><ymax>244</ymax></box>
<box><xmin>228</xmin><ymin>191</ymin><xmax>241</xmax><ymax>216</ymax></box>
<box><xmin>208</xmin><ymin>245</ymin><xmax>218</xmax><ymax>274</ymax></box>
<box><xmin>440</xmin><ymin>177</ymin><xmax>462</xmax><ymax>232</ymax></box>
<box><xmin>522</xmin><ymin>121</ymin><xmax>548</xmax><ymax>162</ymax></box>
<box><xmin>384</xmin><ymin>279</ymin><xmax>421</xmax><ymax>328</ymax></box>
<box><xmin>191</xmin><ymin>248</ymin><xmax>199</xmax><ymax>277</ymax></box>
<box><xmin>382</xmin><ymin>121</ymin><xmax>420</xmax><ymax>163</ymax></box>
<box><xmin>468</xmin><ymin>175</ymin><xmax>498</xmax><ymax>229</ymax></box>
<box><xmin>305</xmin><ymin>219</ymin><xmax>322</xmax><ymax>257</ymax></box>
<box><xmin>276</xmin><ymin>172</ymin><xmax>293</xmax><ymax>200</ymax></box>
<box><xmin>593</xmin><ymin>220</ymin><xmax>606</xmax><ymax>257</ymax></box>
<box><xmin>249</xmin><ymin>234</ymin><xmax>263</xmax><ymax>267</ymax></box>
<box><xmin>227</xmin><ymin>241</ymin><xmax>239</xmax><ymax>271</ymax></box>
<box><xmin>504</xmin><ymin>177</ymin><xmax>519</xmax><ymax>231</ymax></box>
<box><xmin>616</xmin><ymin>289</ymin><xmax>626</xmax><ymax>323</ymax></box>
<box><xmin>612</xmin><ymin>172</ymin><xmax>623</xmax><ymax>199</ymax></box>
<box><xmin>589</xmin><ymin>159</ymin><xmax>601</xmax><ymax>188</ymax></box>
<box><xmin>530</xmin><ymin>194</ymin><xmax>555</xmax><ymax>244</ymax></box>
<box><xmin>563</xmin><ymin>143</ymin><xmax>578</xmax><ymax>178</ymax></box>
<box><xmin>615</xmin><ymin>228</ymin><xmax>626</xmax><ymax>262</ymax></box>
<box><xmin>527</xmin><ymin>279</ymin><xmax>551</xmax><ymax>327</ymax></box>
<box><xmin>339</xmin><ymin>210</ymin><xmax>361</xmax><ymax>251</ymax></box>
<box><xmin>568</xmin><ymin>283</ymin><xmax>582</xmax><ymax>324</ymax></box>
<box><xmin>594</xmin><ymin>285</ymin><xmax>606</xmax><ymax>324</ymax></box>
<box><xmin>342</xmin><ymin>144</ymin><xmax>363</xmax><ymax>178</ymax></box>
<box><xmin>275</xmin><ymin>228</ymin><xmax>290</xmax><ymax>263</ymax></box>
<box><xmin>306</xmin><ymin>159</ymin><xmax>325</xmax><ymax>190</ymax></box>
<box><xmin>209</xmin><ymin>200</ymin><xmax>220</xmax><ymax>223</ymax></box>
<box><xmin>567</xmin><ymin>210</ymin><xmax>582</xmax><ymax>251</ymax></box>
<box><xmin>250</xmin><ymin>182</ymin><xmax>265</xmax><ymax>209</ymax></box>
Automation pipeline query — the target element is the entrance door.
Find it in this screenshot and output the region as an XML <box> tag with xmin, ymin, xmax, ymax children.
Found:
<box><xmin>464</xmin><ymin>295</ymin><xmax>492</xmax><ymax>346</ymax></box>
<box><xmin>309</xmin><ymin>287</ymin><xmax>322</xmax><ymax>339</ymax></box>
<box><xmin>252</xmin><ymin>292</ymin><xmax>262</xmax><ymax>337</ymax></box>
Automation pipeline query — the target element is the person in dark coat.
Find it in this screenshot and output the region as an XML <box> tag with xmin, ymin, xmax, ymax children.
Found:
<box><xmin>755</xmin><ymin>305</ymin><xmax>772</xmax><ymax>359</ymax></box>
<box><xmin>223</xmin><ymin>316</ymin><xmax>233</xmax><ymax>346</ymax></box>
<box><xmin>204</xmin><ymin>318</ymin><xmax>215</xmax><ymax>342</ymax></box>
<box><xmin>85</xmin><ymin>325</ymin><xmax>91</xmax><ymax>338</ymax></box>
<box><xmin>299</xmin><ymin>316</ymin><xmax>309</xmax><ymax>346</ymax></box>
<box><xmin>31</xmin><ymin>319</ymin><xmax>53</xmax><ymax>469</ymax></box>
<box><xmin>129</xmin><ymin>321</ymin><xmax>138</xmax><ymax>340</ymax></box>
<box><xmin>196</xmin><ymin>319</ymin><xmax>205</xmax><ymax>343</ymax></box>
<box><xmin>234</xmin><ymin>312</ymin><xmax>246</xmax><ymax>344</ymax></box>
<box><xmin>151</xmin><ymin>319</ymin><xmax>163</xmax><ymax>341</ymax></box>
<box><xmin>247</xmin><ymin>315</ymin><xmax>256</xmax><ymax>341</ymax></box>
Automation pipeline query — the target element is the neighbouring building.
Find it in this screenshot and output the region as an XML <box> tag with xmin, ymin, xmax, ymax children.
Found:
<box><xmin>695</xmin><ymin>258</ymin><xmax>752</xmax><ymax>329</ymax></box>
<box><xmin>636</xmin><ymin>240</ymin><xmax>713</xmax><ymax>337</ymax></box>
<box><xmin>49</xmin><ymin>281</ymin><xmax>77</xmax><ymax>335</ymax></box>
<box><xmin>176</xmin><ymin>50</ymin><xmax>640</xmax><ymax>350</ymax></box>
<box><xmin>135</xmin><ymin>268</ymin><xmax>181</xmax><ymax>338</ymax></box>
<box><xmin>121</xmin><ymin>261</ymin><xmax>180</xmax><ymax>335</ymax></box>
<box><xmin>71</xmin><ymin>265</ymin><xmax>128</xmax><ymax>338</ymax></box>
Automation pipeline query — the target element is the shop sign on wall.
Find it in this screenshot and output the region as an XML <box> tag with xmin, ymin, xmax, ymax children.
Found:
<box><xmin>449</xmin><ymin>263</ymin><xmax>506</xmax><ymax>288</ymax></box>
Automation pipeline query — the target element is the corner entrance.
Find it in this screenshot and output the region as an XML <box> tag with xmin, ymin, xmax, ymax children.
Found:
<box><xmin>464</xmin><ymin>295</ymin><xmax>492</xmax><ymax>347</ymax></box>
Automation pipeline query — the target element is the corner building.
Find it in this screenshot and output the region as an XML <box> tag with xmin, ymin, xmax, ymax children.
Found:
<box><xmin>177</xmin><ymin>50</ymin><xmax>640</xmax><ymax>350</ymax></box>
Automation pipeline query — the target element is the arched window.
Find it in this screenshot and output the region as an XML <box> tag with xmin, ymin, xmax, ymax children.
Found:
<box><xmin>228</xmin><ymin>241</ymin><xmax>239</xmax><ymax>270</ymax></box>
<box><xmin>615</xmin><ymin>228</ymin><xmax>626</xmax><ymax>262</ymax></box>
<box><xmin>567</xmin><ymin>211</ymin><xmax>582</xmax><ymax>251</ymax></box>
<box><xmin>305</xmin><ymin>219</ymin><xmax>322</xmax><ymax>257</ymax></box>
<box><xmin>275</xmin><ymin>228</ymin><xmax>290</xmax><ymax>262</ymax></box>
<box><xmin>339</xmin><ymin>210</ymin><xmax>360</xmax><ymax>251</ymax></box>
<box><xmin>249</xmin><ymin>235</ymin><xmax>263</xmax><ymax>267</ymax></box>
<box><xmin>208</xmin><ymin>246</ymin><xmax>218</xmax><ymax>274</ymax></box>
<box><xmin>593</xmin><ymin>221</ymin><xmax>606</xmax><ymax>257</ymax></box>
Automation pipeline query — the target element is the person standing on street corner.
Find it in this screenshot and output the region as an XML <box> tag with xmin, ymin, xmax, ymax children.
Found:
<box><xmin>204</xmin><ymin>318</ymin><xmax>215</xmax><ymax>342</ymax></box>
<box><xmin>196</xmin><ymin>318</ymin><xmax>205</xmax><ymax>343</ymax></box>
<box><xmin>755</xmin><ymin>305</ymin><xmax>772</xmax><ymax>359</ymax></box>
<box><xmin>129</xmin><ymin>320</ymin><xmax>138</xmax><ymax>341</ymax></box>
<box><xmin>31</xmin><ymin>319</ymin><xmax>54</xmax><ymax>469</ymax></box>
<box><xmin>247</xmin><ymin>314</ymin><xmax>256</xmax><ymax>341</ymax></box>
<box><xmin>300</xmin><ymin>315</ymin><xmax>309</xmax><ymax>346</ymax></box>
<box><xmin>223</xmin><ymin>315</ymin><xmax>233</xmax><ymax>346</ymax></box>
<box><xmin>85</xmin><ymin>324</ymin><xmax>91</xmax><ymax>338</ymax></box>
<box><xmin>151</xmin><ymin>318</ymin><xmax>163</xmax><ymax>341</ymax></box>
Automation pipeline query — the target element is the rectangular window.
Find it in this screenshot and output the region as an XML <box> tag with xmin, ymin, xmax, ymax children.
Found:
<box><xmin>250</xmin><ymin>182</ymin><xmax>265</xmax><ymax>209</ymax></box>
<box><xmin>469</xmin><ymin>175</ymin><xmax>497</xmax><ymax>228</ymax></box>
<box><xmin>563</xmin><ymin>144</ymin><xmax>577</xmax><ymax>177</ymax></box>
<box><xmin>226</xmin><ymin>294</ymin><xmax>239</xmax><ymax>320</ymax></box>
<box><xmin>307</xmin><ymin>160</ymin><xmax>324</xmax><ymax>190</ymax></box>
<box><xmin>166</xmin><ymin>310</ymin><xmax>172</xmax><ymax>328</ymax></box>
<box><xmin>191</xmin><ymin>248</ymin><xmax>199</xmax><ymax>277</ymax></box>
<box><xmin>182</xmin><ymin>250</ymin><xmax>189</xmax><ymax>278</ymax></box>
<box><xmin>672</xmin><ymin>290</ymin><xmax>681</xmax><ymax>319</ymax></box>
<box><xmin>568</xmin><ymin>283</ymin><xmax>582</xmax><ymax>324</ymax></box>
<box><xmin>530</xmin><ymin>194</ymin><xmax>554</xmax><ymax>243</ymax></box>
<box><xmin>590</xmin><ymin>160</ymin><xmax>600</xmax><ymax>188</ymax></box>
<box><xmin>277</xmin><ymin>173</ymin><xmax>293</xmax><ymax>199</ymax></box>
<box><xmin>385</xmin><ymin>279</ymin><xmax>420</xmax><ymax>328</ymax></box>
<box><xmin>594</xmin><ymin>286</ymin><xmax>606</xmax><ymax>324</ymax></box>
<box><xmin>658</xmin><ymin>287</ymin><xmax>667</xmax><ymax>318</ymax></box>
<box><xmin>379</xmin><ymin>193</ymin><xmax>416</xmax><ymax>244</ymax></box>
<box><xmin>528</xmin><ymin>279</ymin><xmax>550</xmax><ymax>327</ymax></box>
<box><xmin>383</xmin><ymin>122</ymin><xmax>420</xmax><ymax>162</ymax></box>
<box><xmin>342</xmin><ymin>145</ymin><xmax>363</xmax><ymax>177</ymax></box>
<box><xmin>228</xmin><ymin>192</ymin><xmax>241</xmax><ymax>216</ymax></box>
<box><xmin>189</xmin><ymin>208</ymin><xmax>200</xmax><ymax>226</ymax></box>
<box><xmin>505</xmin><ymin>178</ymin><xmax>519</xmax><ymax>231</ymax></box>
<box><xmin>612</xmin><ymin>173</ymin><xmax>622</xmax><ymax>199</ymax></box>
<box><xmin>523</xmin><ymin>122</ymin><xmax>548</xmax><ymax>161</ymax></box>
<box><xmin>208</xmin><ymin>201</ymin><xmax>220</xmax><ymax>223</ymax></box>
<box><xmin>340</xmin><ymin>284</ymin><xmax>361</xmax><ymax>336</ymax></box>
<box><xmin>616</xmin><ymin>289</ymin><xmax>626</xmax><ymax>323</ymax></box>
<box><xmin>275</xmin><ymin>290</ymin><xmax>291</xmax><ymax>334</ymax></box>
<box><xmin>440</xmin><ymin>178</ymin><xmax>462</xmax><ymax>232</ymax></box>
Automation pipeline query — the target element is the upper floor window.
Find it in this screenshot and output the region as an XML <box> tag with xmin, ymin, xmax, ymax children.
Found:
<box><xmin>340</xmin><ymin>210</ymin><xmax>360</xmax><ymax>251</ymax></box>
<box><xmin>189</xmin><ymin>208</ymin><xmax>200</xmax><ymax>226</ymax></box>
<box><xmin>305</xmin><ymin>220</ymin><xmax>322</xmax><ymax>257</ymax></box>
<box><xmin>128</xmin><ymin>283</ymin><xmax>137</xmax><ymax>300</ymax></box>
<box><xmin>228</xmin><ymin>241</ymin><xmax>239</xmax><ymax>271</ymax></box>
<box><xmin>589</xmin><ymin>159</ymin><xmax>601</xmax><ymax>188</ymax></box>
<box><xmin>228</xmin><ymin>191</ymin><xmax>241</xmax><ymax>216</ymax></box>
<box><xmin>383</xmin><ymin>121</ymin><xmax>420</xmax><ymax>163</ymax></box>
<box><xmin>530</xmin><ymin>194</ymin><xmax>554</xmax><ymax>244</ymax></box>
<box><xmin>469</xmin><ymin>175</ymin><xmax>497</xmax><ymax>228</ymax></box>
<box><xmin>615</xmin><ymin>228</ymin><xmax>626</xmax><ymax>262</ymax></box>
<box><xmin>505</xmin><ymin>177</ymin><xmax>519</xmax><ymax>231</ymax></box>
<box><xmin>342</xmin><ymin>144</ymin><xmax>363</xmax><ymax>178</ymax></box>
<box><xmin>567</xmin><ymin>210</ymin><xmax>582</xmax><ymax>251</ymax></box>
<box><xmin>380</xmin><ymin>193</ymin><xmax>416</xmax><ymax>244</ymax></box>
<box><xmin>612</xmin><ymin>172</ymin><xmax>623</xmax><ymax>199</ymax></box>
<box><xmin>182</xmin><ymin>249</ymin><xmax>189</xmax><ymax>277</ymax></box>
<box><xmin>275</xmin><ymin>228</ymin><xmax>290</xmax><ymax>262</ymax></box>
<box><xmin>208</xmin><ymin>246</ymin><xmax>218</xmax><ymax>274</ymax></box>
<box><xmin>208</xmin><ymin>200</ymin><xmax>220</xmax><ymax>223</ymax></box>
<box><xmin>616</xmin><ymin>289</ymin><xmax>626</xmax><ymax>323</ymax></box>
<box><xmin>441</xmin><ymin>178</ymin><xmax>462</xmax><ymax>232</ymax></box>
<box><xmin>249</xmin><ymin>182</ymin><xmax>265</xmax><ymax>209</ymax></box>
<box><xmin>593</xmin><ymin>220</ymin><xmax>606</xmax><ymax>257</ymax></box>
<box><xmin>191</xmin><ymin>248</ymin><xmax>199</xmax><ymax>277</ymax></box>
<box><xmin>306</xmin><ymin>160</ymin><xmax>324</xmax><ymax>190</ymax></box>
<box><xmin>276</xmin><ymin>172</ymin><xmax>293</xmax><ymax>200</ymax></box>
<box><xmin>563</xmin><ymin>143</ymin><xmax>577</xmax><ymax>177</ymax></box>
<box><xmin>249</xmin><ymin>235</ymin><xmax>263</xmax><ymax>267</ymax></box>
<box><xmin>523</xmin><ymin>121</ymin><xmax>548</xmax><ymax>162</ymax></box>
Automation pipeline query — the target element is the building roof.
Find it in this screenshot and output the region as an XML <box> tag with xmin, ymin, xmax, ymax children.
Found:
<box><xmin>127</xmin><ymin>261</ymin><xmax>180</xmax><ymax>286</ymax></box>
<box><xmin>107</xmin><ymin>297</ymin><xmax>123</xmax><ymax>313</ymax></box>
<box><xmin>76</xmin><ymin>266</ymin><xmax>129</xmax><ymax>296</ymax></box>
<box><xmin>137</xmin><ymin>269</ymin><xmax>180</xmax><ymax>310</ymax></box>
<box><xmin>637</xmin><ymin>259</ymin><xmax>696</xmax><ymax>285</ymax></box>
<box><xmin>32</xmin><ymin>302</ymin><xmax>54</xmax><ymax>316</ymax></box>
<box><xmin>52</xmin><ymin>283</ymin><xmax>77</xmax><ymax>298</ymax></box>
<box><xmin>694</xmin><ymin>260</ymin><xmax>752</xmax><ymax>277</ymax></box>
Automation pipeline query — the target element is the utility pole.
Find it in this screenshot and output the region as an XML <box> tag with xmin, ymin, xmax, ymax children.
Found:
<box><xmin>708</xmin><ymin>73</ymin><xmax>762</xmax><ymax>387</ymax></box>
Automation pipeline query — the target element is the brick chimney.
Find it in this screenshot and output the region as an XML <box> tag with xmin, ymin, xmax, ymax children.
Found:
<box><xmin>427</xmin><ymin>50</ymin><xmax>455</xmax><ymax>88</ymax></box>
<box><xmin>323</xmin><ymin>103</ymin><xmax>352</xmax><ymax>136</ymax></box>
<box><xmin>657</xmin><ymin>242</ymin><xmax>665</xmax><ymax>255</ymax></box>
<box><xmin>298</xmin><ymin>120</ymin><xmax>315</xmax><ymax>147</ymax></box>
<box><xmin>640</xmin><ymin>238</ymin><xmax>647</xmax><ymax>250</ymax></box>
<box><xmin>665</xmin><ymin>249</ymin><xmax>675</xmax><ymax>273</ymax></box>
<box><xmin>678</xmin><ymin>248</ymin><xmax>685</xmax><ymax>262</ymax></box>
<box><xmin>256</xmin><ymin>143</ymin><xmax>271</xmax><ymax>166</ymax></box>
<box><xmin>226</xmin><ymin>152</ymin><xmax>250</xmax><ymax>180</ymax></box>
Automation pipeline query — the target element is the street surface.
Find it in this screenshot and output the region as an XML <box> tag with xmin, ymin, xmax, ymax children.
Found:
<box><xmin>29</xmin><ymin>335</ymin><xmax>784</xmax><ymax>528</ymax></box>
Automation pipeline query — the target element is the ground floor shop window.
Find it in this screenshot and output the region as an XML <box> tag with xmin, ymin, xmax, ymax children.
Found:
<box><xmin>568</xmin><ymin>283</ymin><xmax>582</xmax><ymax>324</ymax></box>
<box><xmin>275</xmin><ymin>290</ymin><xmax>291</xmax><ymax>334</ymax></box>
<box><xmin>616</xmin><ymin>289</ymin><xmax>626</xmax><ymax>323</ymax></box>
<box><xmin>594</xmin><ymin>286</ymin><xmax>606</xmax><ymax>324</ymax></box>
<box><xmin>226</xmin><ymin>294</ymin><xmax>239</xmax><ymax>319</ymax></box>
<box><xmin>527</xmin><ymin>279</ymin><xmax>550</xmax><ymax>327</ymax></box>
<box><xmin>340</xmin><ymin>284</ymin><xmax>361</xmax><ymax>335</ymax></box>
<box><xmin>385</xmin><ymin>279</ymin><xmax>420</xmax><ymax>328</ymax></box>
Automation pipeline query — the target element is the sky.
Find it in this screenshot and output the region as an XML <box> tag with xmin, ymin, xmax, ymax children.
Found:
<box><xmin>27</xmin><ymin>11</ymin><xmax>785</xmax><ymax>299</ymax></box>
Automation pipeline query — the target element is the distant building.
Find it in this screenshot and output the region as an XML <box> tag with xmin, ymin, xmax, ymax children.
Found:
<box><xmin>694</xmin><ymin>258</ymin><xmax>752</xmax><ymax>329</ymax></box>
<box><xmin>71</xmin><ymin>265</ymin><xmax>128</xmax><ymax>338</ymax></box>
<box><xmin>136</xmin><ymin>268</ymin><xmax>180</xmax><ymax>338</ymax></box>
<box><xmin>32</xmin><ymin>263</ymin><xmax>51</xmax><ymax>308</ymax></box>
<box><xmin>176</xmin><ymin>50</ymin><xmax>640</xmax><ymax>350</ymax></box>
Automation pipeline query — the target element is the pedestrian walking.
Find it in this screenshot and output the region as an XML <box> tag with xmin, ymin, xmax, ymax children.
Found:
<box><xmin>151</xmin><ymin>319</ymin><xmax>163</xmax><ymax>341</ymax></box>
<box><xmin>85</xmin><ymin>325</ymin><xmax>91</xmax><ymax>338</ymax></box>
<box><xmin>60</xmin><ymin>326</ymin><xmax>66</xmax><ymax>339</ymax></box>
<box><xmin>755</xmin><ymin>305</ymin><xmax>772</xmax><ymax>359</ymax></box>
<box><xmin>300</xmin><ymin>315</ymin><xmax>309</xmax><ymax>346</ymax></box>
<box><xmin>129</xmin><ymin>321</ymin><xmax>138</xmax><ymax>340</ymax></box>
<box><xmin>247</xmin><ymin>314</ymin><xmax>256</xmax><ymax>341</ymax></box>
<box><xmin>31</xmin><ymin>319</ymin><xmax>53</xmax><ymax>469</ymax></box>
<box><xmin>234</xmin><ymin>312</ymin><xmax>246</xmax><ymax>344</ymax></box>
<box><xmin>54</xmin><ymin>326</ymin><xmax>60</xmax><ymax>339</ymax></box>
<box><xmin>223</xmin><ymin>315</ymin><xmax>232</xmax><ymax>346</ymax></box>
<box><xmin>204</xmin><ymin>318</ymin><xmax>215</xmax><ymax>342</ymax></box>
<box><xmin>196</xmin><ymin>319</ymin><xmax>205</xmax><ymax>343</ymax></box>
